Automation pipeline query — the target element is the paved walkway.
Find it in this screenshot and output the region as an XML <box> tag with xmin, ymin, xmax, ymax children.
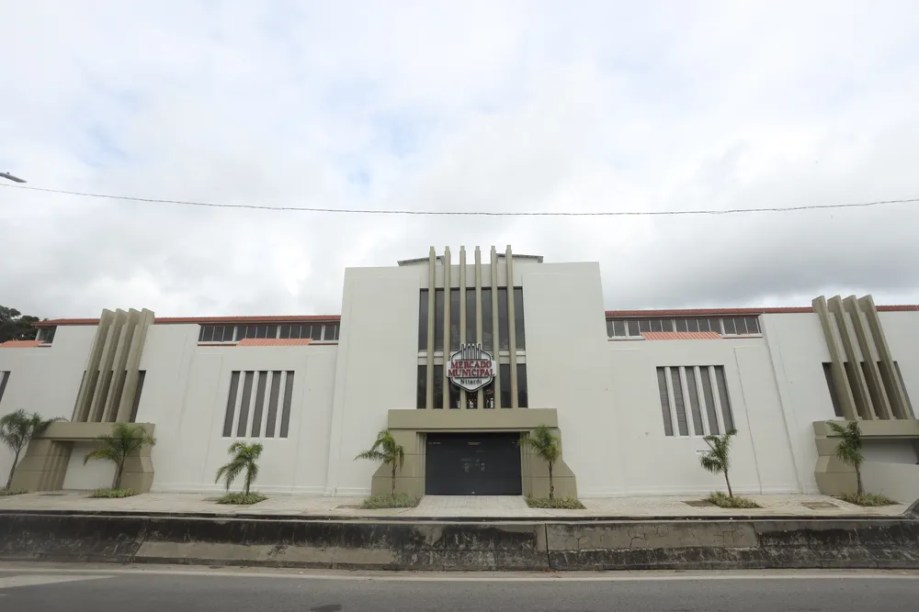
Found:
<box><xmin>0</xmin><ymin>491</ymin><xmax>910</xmax><ymax>519</ymax></box>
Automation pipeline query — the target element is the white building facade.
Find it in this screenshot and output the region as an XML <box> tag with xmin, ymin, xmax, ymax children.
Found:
<box><xmin>1</xmin><ymin>247</ymin><xmax>917</xmax><ymax>500</ymax></box>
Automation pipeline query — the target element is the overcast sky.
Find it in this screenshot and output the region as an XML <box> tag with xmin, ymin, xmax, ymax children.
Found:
<box><xmin>2</xmin><ymin>1</ymin><xmax>919</xmax><ymax>318</ymax></box>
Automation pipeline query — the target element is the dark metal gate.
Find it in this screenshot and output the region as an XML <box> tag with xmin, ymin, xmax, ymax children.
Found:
<box><xmin>424</xmin><ymin>432</ymin><xmax>522</xmax><ymax>495</ymax></box>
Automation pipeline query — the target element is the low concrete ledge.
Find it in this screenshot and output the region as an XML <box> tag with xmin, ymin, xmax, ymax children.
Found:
<box><xmin>1</xmin><ymin>513</ymin><xmax>917</xmax><ymax>571</ymax></box>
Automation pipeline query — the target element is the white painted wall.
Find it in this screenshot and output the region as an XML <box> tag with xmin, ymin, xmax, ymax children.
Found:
<box><xmin>862</xmin><ymin>462</ymin><xmax>919</xmax><ymax>505</ymax></box>
<box><xmin>325</xmin><ymin>265</ymin><xmax>423</xmax><ymax>495</ymax></box>
<box><xmin>62</xmin><ymin>442</ymin><xmax>116</xmax><ymax>490</ymax></box>
<box><xmin>0</xmin><ymin>325</ymin><xmax>96</xmax><ymax>488</ymax></box>
<box><xmin>139</xmin><ymin>324</ymin><xmax>338</xmax><ymax>494</ymax></box>
<box><xmin>605</xmin><ymin>336</ymin><xmax>800</xmax><ymax>496</ymax></box>
<box><xmin>758</xmin><ymin>312</ymin><xmax>837</xmax><ymax>493</ymax></box>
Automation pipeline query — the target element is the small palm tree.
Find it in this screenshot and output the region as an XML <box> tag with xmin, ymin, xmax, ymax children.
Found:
<box><xmin>827</xmin><ymin>420</ymin><xmax>864</xmax><ymax>496</ymax></box>
<box><xmin>521</xmin><ymin>425</ymin><xmax>561</xmax><ymax>500</ymax></box>
<box><xmin>700</xmin><ymin>429</ymin><xmax>737</xmax><ymax>498</ymax></box>
<box><xmin>215</xmin><ymin>442</ymin><xmax>263</xmax><ymax>495</ymax></box>
<box><xmin>355</xmin><ymin>430</ymin><xmax>404</xmax><ymax>496</ymax></box>
<box><xmin>0</xmin><ymin>410</ymin><xmax>56</xmax><ymax>489</ymax></box>
<box><xmin>84</xmin><ymin>423</ymin><xmax>156</xmax><ymax>490</ymax></box>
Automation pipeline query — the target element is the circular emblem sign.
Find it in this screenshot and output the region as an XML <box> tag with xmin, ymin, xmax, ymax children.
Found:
<box><xmin>447</xmin><ymin>344</ymin><xmax>496</xmax><ymax>392</ymax></box>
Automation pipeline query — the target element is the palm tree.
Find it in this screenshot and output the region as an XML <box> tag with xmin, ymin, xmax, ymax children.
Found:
<box><xmin>84</xmin><ymin>423</ymin><xmax>156</xmax><ymax>490</ymax></box>
<box><xmin>215</xmin><ymin>442</ymin><xmax>263</xmax><ymax>495</ymax></box>
<box><xmin>700</xmin><ymin>429</ymin><xmax>737</xmax><ymax>498</ymax></box>
<box><xmin>827</xmin><ymin>420</ymin><xmax>864</xmax><ymax>496</ymax></box>
<box><xmin>521</xmin><ymin>425</ymin><xmax>561</xmax><ymax>500</ymax></box>
<box><xmin>0</xmin><ymin>410</ymin><xmax>56</xmax><ymax>489</ymax></box>
<box><xmin>355</xmin><ymin>430</ymin><xmax>404</xmax><ymax>496</ymax></box>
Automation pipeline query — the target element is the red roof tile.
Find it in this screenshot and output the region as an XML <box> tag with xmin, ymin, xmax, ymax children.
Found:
<box><xmin>34</xmin><ymin>315</ymin><xmax>341</xmax><ymax>327</ymax></box>
<box><xmin>640</xmin><ymin>332</ymin><xmax>722</xmax><ymax>341</ymax></box>
<box><xmin>0</xmin><ymin>340</ymin><xmax>42</xmax><ymax>348</ymax></box>
<box><xmin>606</xmin><ymin>305</ymin><xmax>919</xmax><ymax>318</ymax></box>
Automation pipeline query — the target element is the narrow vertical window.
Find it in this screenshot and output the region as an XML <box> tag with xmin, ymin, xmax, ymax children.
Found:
<box><xmin>657</xmin><ymin>368</ymin><xmax>673</xmax><ymax>436</ymax></box>
<box><xmin>465</xmin><ymin>289</ymin><xmax>477</xmax><ymax>344</ymax></box>
<box><xmin>418</xmin><ymin>289</ymin><xmax>429</xmax><ymax>350</ymax></box>
<box><xmin>517</xmin><ymin>364</ymin><xmax>528</xmax><ymax>408</ymax></box>
<box><xmin>449</xmin><ymin>380</ymin><xmax>460</xmax><ymax>409</ymax></box>
<box><xmin>670</xmin><ymin>368</ymin><xmax>688</xmax><ymax>435</ymax></box>
<box><xmin>498</xmin><ymin>288</ymin><xmax>509</xmax><ymax>350</ymax></box>
<box><xmin>417</xmin><ymin>365</ymin><xmax>427</xmax><ymax>409</ymax></box>
<box><xmin>434</xmin><ymin>290</ymin><xmax>445</xmax><ymax>351</ymax></box>
<box><xmin>251</xmin><ymin>371</ymin><xmax>268</xmax><ymax>437</ymax></box>
<box><xmin>265</xmin><ymin>371</ymin><xmax>281</xmax><ymax>437</ymax></box>
<box><xmin>686</xmin><ymin>368</ymin><xmax>704</xmax><ymax>435</ymax></box>
<box><xmin>714</xmin><ymin>366</ymin><xmax>734</xmax><ymax>431</ymax></box>
<box><xmin>500</xmin><ymin>364</ymin><xmax>511</xmax><ymax>408</ymax></box>
<box><xmin>279</xmin><ymin>371</ymin><xmax>294</xmax><ymax>438</ymax></box>
<box><xmin>481</xmin><ymin>288</ymin><xmax>493</xmax><ymax>347</ymax></box>
<box><xmin>450</xmin><ymin>288</ymin><xmax>461</xmax><ymax>351</ymax></box>
<box><xmin>433</xmin><ymin>365</ymin><xmax>444</xmax><ymax>409</ymax></box>
<box><xmin>483</xmin><ymin>382</ymin><xmax>495</xmax><ymax>409</ymax></box>
<box><xmin>237</xmin><ymin>371</ymin><xmax>254</xmax><ymax>436</ymax></box>
<box><xmin>222</xmin><ymin>372</ymin><xmax>240</xmax><ymax>437</ymax></box>
<box><xmin>514</xmin><ymin>287</ymin><xmax>526</xmax><ymax>349</ymax></box>
<box><xmin>129</xmin><ymin>371</ymin><xmax>146</xmax><ymax>422</ymax></box>
<box><xmin>823</xmin><ymin>363</ymin><xmax>844</xmax><ymax>417</ymax></box>
<box><xmin>701</xmin><ymin>369</ymin><xmax>720</xmax><ymax>435</ymax></box>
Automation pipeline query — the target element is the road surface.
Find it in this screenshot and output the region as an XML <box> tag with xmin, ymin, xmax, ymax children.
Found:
<box><xmin>0</xmin><ymin>564</ymin><xmax>916</xmax><ymax>611</ymax></box>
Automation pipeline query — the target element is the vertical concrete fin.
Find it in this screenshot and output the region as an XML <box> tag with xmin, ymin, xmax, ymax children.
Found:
<box><xmin>506</xmin><ymin>245</ymin><xmax>518</xmax><ymax>408</ymax></box>
<box><xmin>844</xmin><ymin>296</ymin><xmax>892</xmax><ymax>419</ymax></box>
<box><xmin>474</xmin><ymin>246</ymin><xmax>484</xmax><ymax>408</ymax></box>
<box><xmin>102</xmin><ymin>309</ymin><xmax>136</xmax><ymax>422</ymax></box>
<box><xmin>116</xmin><ymin>309</ymin><xmax>155</xmax><ymax>422</ymax></box>
<box><xmin>813</xmin><ymin>296</ymin><xmax>858</xmax><ymax>420</ymax></box>
<box><xmin>442</xmin><ymin>246</ymin><xmax>451</xmax><ymax>410</ymax></box>
<box><xmin>859</xmin><ymin>295</ymin><xmax>912</xmax><ymax>419</ymax></box>
<box><xmin>490</xmin><ymin>246</ymin><xmax>501</xmax><ymax>408</ymax></box>
<box><xmin>426</xmin><ymin>247</ymin><xmax>436</xmax><ymax>409</ymax></box>
<box><xmin>459</xmin><ymin>246</ymin><xmax>467</xmax><ymax>409</ymax></box>
<box><xmin>73</xmin><ymin>309</ymin><xmax>113</xmax><ymax>421</ymax></box>
<box><xmin>828</xmin><ymin>296</ymin><xmax>875</xmax><ymax>419</ymax></box>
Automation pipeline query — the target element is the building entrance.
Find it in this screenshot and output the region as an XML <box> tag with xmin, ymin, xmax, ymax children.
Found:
<box><xmin>424</xmin><ymin>432</ymin><xmax>522</xmax><ymax>495</ymax></box>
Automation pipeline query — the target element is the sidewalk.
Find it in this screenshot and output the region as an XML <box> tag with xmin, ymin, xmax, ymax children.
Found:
<box><xmin>0</xmin><ymin>491</ymin><xmax>910</xmax><ymax>519</ymax></box>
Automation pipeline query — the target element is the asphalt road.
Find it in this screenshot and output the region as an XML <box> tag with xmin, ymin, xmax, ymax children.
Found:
<box><xmin>0</xmin><ymin>565</ymin><xmax>917</xmax><ymax>611</ymax></box>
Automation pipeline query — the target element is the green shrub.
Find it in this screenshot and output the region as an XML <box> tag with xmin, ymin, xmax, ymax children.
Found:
<box><xmin>90</xmin><ymin>488</ymin><xmax>137</xmax><ymax>498</ymax></box>
<box><xmin>526</xmin><ymin>496</ymin><xmax>585</xmax><ymax>509</ymax></box>
<box><xmin>360</xmin><ymin>493</ymin><xmax>419</xmax><ymax>509</ymax></box>
<box><xmin>838</xmin><ymin>492</ymin><xmax>897</xmax><ymax>507</ymax></box>
<box><xmin>0</xmin><ymin>488</ymin><xmax>27</xmax><ymax>496</ymax></box>
<box><xmin>216</xmin><ymin>492</ymin><xmax>267</xmax><ymax>505</ymax></box>
<box><xmin>706</xmin><ymin>491</ymin><xmax>760</xmax><ymax>508</ymax></box>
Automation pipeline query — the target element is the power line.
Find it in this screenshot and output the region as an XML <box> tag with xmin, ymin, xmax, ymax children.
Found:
<box><xmin>2</xmin><ymin>182</ymin><xmax>918</xmax><ymax>217</ymax></box>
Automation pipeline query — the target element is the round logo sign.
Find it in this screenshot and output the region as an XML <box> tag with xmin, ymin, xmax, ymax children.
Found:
<box><xmin>447</xmin><ymin>344</ymin><xmax>496</xmax><ymax>392</ymax></box>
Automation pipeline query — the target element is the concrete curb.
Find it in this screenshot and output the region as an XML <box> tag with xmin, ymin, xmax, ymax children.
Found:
<box><xmin>0</xmin><ymin>508</ymin><xmax>910</xmax><ymax>523</ymax></box>
<box><xmin>1</xmin><ymin>512</ymin><xmax>918</xmax><ymax>571</ymax></box>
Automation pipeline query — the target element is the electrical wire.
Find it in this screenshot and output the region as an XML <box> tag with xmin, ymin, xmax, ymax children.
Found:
<box><xmin>2</xmin><ymin>183</ymin><xmax>918</xmax><ymax>217</ymax></box>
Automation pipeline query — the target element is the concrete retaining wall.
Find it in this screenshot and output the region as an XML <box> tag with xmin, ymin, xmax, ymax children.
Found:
<box><xmin>1</xmin><ymin>512</ymin><xmax>917</xmax><ymax>571</ymax></box>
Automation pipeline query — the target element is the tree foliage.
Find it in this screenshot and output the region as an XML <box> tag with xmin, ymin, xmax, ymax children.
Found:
<box><xmin>355</xmin><ymin>430</ymin><xmax>405</xmax><ymax>496</ymax></box>
<box><xmin>215</xmin><ymin>441</ymin><xmax>263</xmax><ymax>496</ymax></box>
<box><xmin>0</xmin><ymin>306</ymin><xmax>40</xmax><ymax>343</ymax></box>
<box><xmin>84</xmin><ymin>423</ymin><xmax>156</xmax><ymax>490</ymax></box>
<box><xmin>0</xmin><ymin>410</ymin><xmax>56</xmax><ymax>489</ymax></box>
<box><xmin>828</xmin><ymin>420</ymin><xmax>865</xmax><ymax>496</ymax></box>
<box><xmin>699</xmin><ymin>429</ymin><xmax>737</xmax><ymax>498</ymax></box>
<box><xmin>521</xmin><ymin>425</ymin><xmax>561</xmax><ymax>500</ymax></box>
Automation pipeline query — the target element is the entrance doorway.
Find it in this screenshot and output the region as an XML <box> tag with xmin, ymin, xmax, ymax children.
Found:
<box><xmin>424</xmin><ymin>432</ymin><xmax>522</xmax><ymax>495</ymax></box>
